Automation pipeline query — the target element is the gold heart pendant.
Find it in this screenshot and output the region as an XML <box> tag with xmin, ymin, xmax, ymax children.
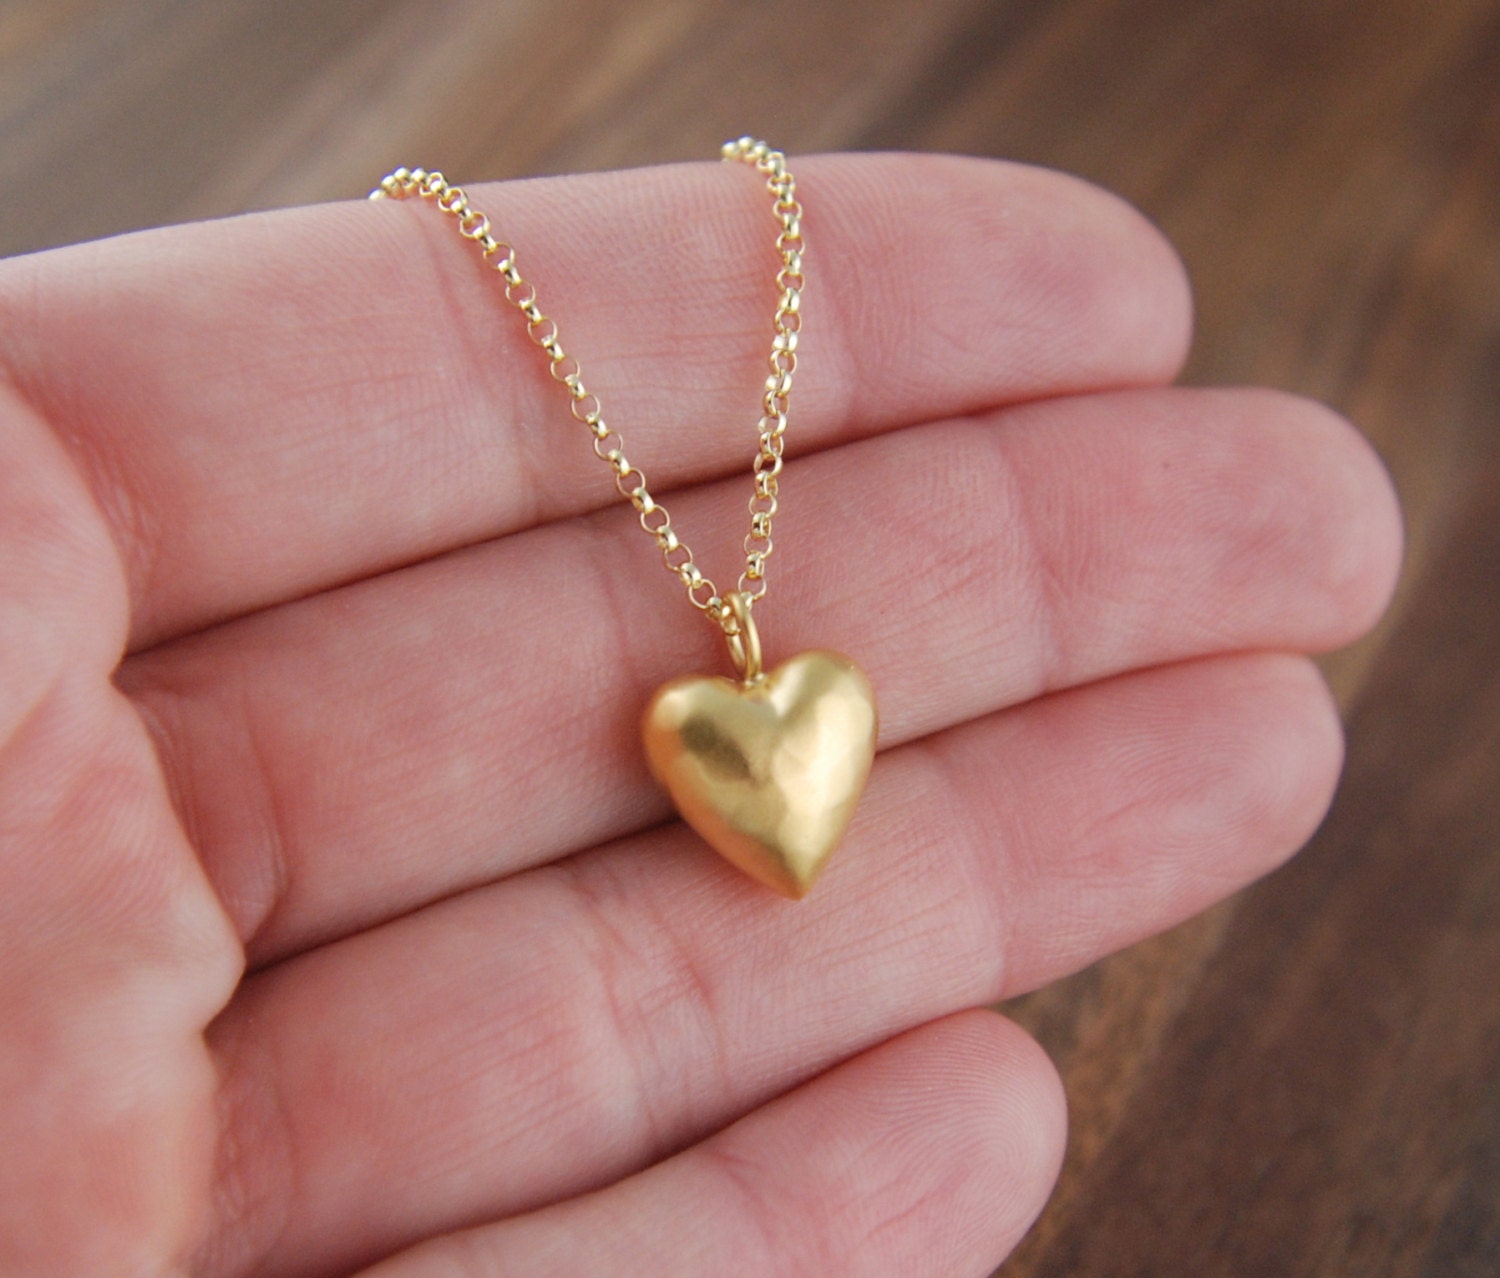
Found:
<box><xmin>642</xmin><ymin>650</ymin><xmax>877</xmax><ymax>898</ymax></box>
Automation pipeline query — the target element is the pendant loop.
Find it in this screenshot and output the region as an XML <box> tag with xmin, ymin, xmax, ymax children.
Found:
<box><xmin>720</xmin><ymin>591</ymin><xmax>763</xmax><ymax>685</ymax></box>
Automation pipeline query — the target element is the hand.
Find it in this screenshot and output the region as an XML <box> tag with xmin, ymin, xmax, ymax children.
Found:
<box><xmin>0</xmin><ymin>153</ymin><xmax>1400</xmax><ymax>1277</ymax></box>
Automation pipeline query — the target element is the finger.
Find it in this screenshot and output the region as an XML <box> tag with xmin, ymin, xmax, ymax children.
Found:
<box><xmin>202</xmin><ymin>651</ymin><xmax>1339</xmax><ymax>1278</ymax></box>
<box><xmin>357</xmin><ymin>1011</ymin><xmax>1063</xmax><ymax>1278</ymax></box>
<box><xmin>0</xmin><ymin>385</ymin><xmax>240</xmax><ymax>1272</ymax></box>
<box><xmin>0</xmin><ymin>153</ymin><xmax>1190</xmax><ymax>648</ymax></box>
<box><xmin>120</xmin><ymin>386</ymin><xmax>1401</xmax><ymax>960</ymax></box>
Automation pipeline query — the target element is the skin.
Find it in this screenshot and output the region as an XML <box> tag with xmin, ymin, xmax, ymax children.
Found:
<box><xmin>0</xmin><ymin>152</ymin><xmax>1402</xmax><ymax>1277</ymax></box>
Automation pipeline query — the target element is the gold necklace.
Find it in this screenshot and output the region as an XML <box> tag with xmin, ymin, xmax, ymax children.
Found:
<box><xmin>371</xmin><ymin>138</ymin><xmax>876</xmax><ymax>899</ymax></box>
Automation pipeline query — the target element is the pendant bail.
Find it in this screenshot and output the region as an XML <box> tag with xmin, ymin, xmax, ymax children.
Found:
<box><xmin>720</xmin><ymin>591</ymin><xmax>763</xmax><ymax>685</ymax></box>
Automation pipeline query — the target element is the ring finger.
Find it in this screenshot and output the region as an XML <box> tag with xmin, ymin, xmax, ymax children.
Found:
<box><xmin>204</xmin><ymin>647</ymin><xmax>1344</xmax><ymax>1278</ymax></box>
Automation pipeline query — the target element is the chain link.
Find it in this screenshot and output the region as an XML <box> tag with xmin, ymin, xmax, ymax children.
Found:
<box><xmin>370</xmin><ymin>137</ymin><xmax>805</xmax><ymax>625</ymax></box>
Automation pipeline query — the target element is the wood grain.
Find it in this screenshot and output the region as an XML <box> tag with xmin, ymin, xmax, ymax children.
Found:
<box><xmin>4</xmin><ymin>1</ymin><xmax>1497</xmax><ymax>1274</ymax></box>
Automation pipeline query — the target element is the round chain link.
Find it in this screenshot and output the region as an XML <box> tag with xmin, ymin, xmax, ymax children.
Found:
<box><xmin>370</xmin><ymin>137</ymin><xmax>805</xmax><ymax>627</ymax></box>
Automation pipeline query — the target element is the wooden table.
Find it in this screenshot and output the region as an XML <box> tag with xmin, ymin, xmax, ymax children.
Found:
<box><xmin>5</xmin><ymin>1</ymin><xmax>1497</xmax><ymax>1273</ymax></box>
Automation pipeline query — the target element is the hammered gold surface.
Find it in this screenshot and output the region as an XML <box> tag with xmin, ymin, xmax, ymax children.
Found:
<box><xmin>641</xmin><ymin>652</ymin><xmax>877</xmax><ymax>898</ymax></box>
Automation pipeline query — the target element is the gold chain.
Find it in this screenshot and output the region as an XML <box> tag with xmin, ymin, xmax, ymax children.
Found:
<box><xmin>370</xmin><ymin>137</ymin><xmax>805</xmax><ymax>630</ymax></box>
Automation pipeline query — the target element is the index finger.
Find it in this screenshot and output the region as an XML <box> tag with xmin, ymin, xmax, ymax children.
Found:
<box><xmin>0</xmin><ymin>153</ymin><xmax>1190</xmax><ymax>648</ymax></box>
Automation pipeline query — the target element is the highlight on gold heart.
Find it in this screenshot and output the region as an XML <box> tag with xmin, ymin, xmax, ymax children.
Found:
<box><xmin>641</xmin><ymin>651</ymin><xmax>878</xmax><ymax>898</ymax></box>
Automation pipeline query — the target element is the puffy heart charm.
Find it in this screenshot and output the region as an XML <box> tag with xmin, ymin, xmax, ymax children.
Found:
<box><xmin>642</xmin><ymin>650</ymin><xmax>877</xmax><ymax>898</ymax></box>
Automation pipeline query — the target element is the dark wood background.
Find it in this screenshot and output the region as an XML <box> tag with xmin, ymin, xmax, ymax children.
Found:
<box><xmin>5</xmin><ymin>1</ymin><xmax>1498</xmax><ymax>1274</ymax></box>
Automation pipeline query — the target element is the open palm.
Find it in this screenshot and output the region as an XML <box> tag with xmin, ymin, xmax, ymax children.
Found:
<box><xmin>0</xmin><ymin>153</ymin><xmax>1400</xmax><ymax>1277</ymax></box>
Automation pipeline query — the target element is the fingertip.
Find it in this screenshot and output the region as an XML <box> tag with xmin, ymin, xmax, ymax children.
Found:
<box><xmin>806</xmin><ymin>152</ymin><xmax>1195</xmax><ymax>407</ymax></box>
<box><xmin>991</xmin><ymin>650</ymin><xmax>1352</xmax><ymax>984</ymax></box>
<box><xmin>1248</xmin><ymin>652</ymin><xmax>1348</xmax><ymax>872</ymax></box>
<box><xmin>1022</xmin><ymin>161</ymin><xmax>1195</xmax><ymax>387</ymax></box>
<box><xmin>1242</xmin><ymin>391</ymin><xmax>1405</xmax><ymax>647</ymax></box>
<box><xmin>1317</xmin><ymin>403</ymin><xmax>1406</xmax><ymax>640</ymax></box>
<box><xmin>1289</xmin><ymin>394</ymin><xmax>1408</xmax><ymax>644</ymax></box>
<box><xmin>1172</xmin><ymin>652</ymin><xmax>1347</xmax><ymax>888</ymax></box>
<box><xmin>735</xmin><ymin>1008</ymin><xmax>1070</xmax><ymax>1276</ymax></box>
<box><xmin>927</xmin><ymin>1009</ymin><xmax>1069</xmax><ymax>1246</ymax></box>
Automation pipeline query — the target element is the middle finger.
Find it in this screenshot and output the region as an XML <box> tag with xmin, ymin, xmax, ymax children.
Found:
<box><xmin>120</xmin><ymin>385</ymin><xmax>1395</xmax><ymax>962</ymax></box>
